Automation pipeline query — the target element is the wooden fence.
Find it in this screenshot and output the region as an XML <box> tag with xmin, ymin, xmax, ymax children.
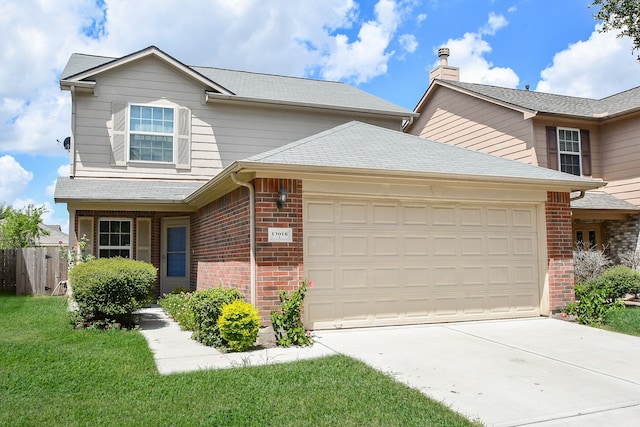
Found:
<box><xmin>0</xmin><ymin>248</ymin><xmax>68</xmax><ymax>295</ymax></box>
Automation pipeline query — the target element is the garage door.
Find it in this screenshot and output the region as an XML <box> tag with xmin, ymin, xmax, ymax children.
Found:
<box><xmin>304</xmin><ymin>197</ymin><xmax>541</xmax><ymax>329</ymax></box>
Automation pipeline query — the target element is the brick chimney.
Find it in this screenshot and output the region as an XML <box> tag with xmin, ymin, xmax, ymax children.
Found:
<box><xmin>429</xmin><ymin>47</ymin><xmax>459</xmax><ymax>82</ymax></box>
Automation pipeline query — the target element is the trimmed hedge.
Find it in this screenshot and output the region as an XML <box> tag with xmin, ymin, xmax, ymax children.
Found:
<box><xmin>69</xmin><ymin>257</ymin><xmax>156</xmax><ymax>325</ymax></box>
<box><xmin>190</xmin><ymin>287</ymin><xmax>244</xmax><ymax>347</ymax></box>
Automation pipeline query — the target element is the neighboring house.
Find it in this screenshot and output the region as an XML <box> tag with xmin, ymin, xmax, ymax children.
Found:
<box><xmin>55</xmin><ymin>46</ymin><xmax>601</xmax><ymax>329</ymax></box>
<box><xmin>406</xmin><ymin>48</ymin><xmax>640</xmax><ymax>263</ymax></box>
<box><xmin>35</xmin><ymin>224</ymin><xmax>69</xmax><ymax>247</ymax></box>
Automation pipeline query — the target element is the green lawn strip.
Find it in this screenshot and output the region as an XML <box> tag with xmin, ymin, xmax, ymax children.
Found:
<box><xmin>0</xmin><ymin>295</ymin><xmax>476</xmax><ymax>427</ymax></box>
<box><xmin>603</xmin><ymin>306</ymin><xmax>640</xmax><ymax>336</ymax></box>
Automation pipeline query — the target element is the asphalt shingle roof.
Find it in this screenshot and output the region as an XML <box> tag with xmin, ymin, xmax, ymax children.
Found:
<box><xmin>61</xmin><ymin>50</ymin><xmax>411</xmax><ymax>116</ymax></box>
<box><xmin>245</xmin><ymin>121</ymin><xmax>603</xmax><ymax>187</ymax></box>
<box><xmin>54</xmin><ymin>178</ymin><xmax>204</xmax><ymax>203</ymax></box>
<box><xmin>441</xmin><ymin>80</ymin><xmax>640</xmax><ymax>118</ymax></box>
<box><xmin>571</xmin><ymin>192</ymin><xmax>640</xmax><ymax>210</ymax></box>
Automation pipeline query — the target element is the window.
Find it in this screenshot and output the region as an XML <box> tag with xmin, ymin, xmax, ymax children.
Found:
<box><xmin>129</xmin><ymin>105</ymin><xmax>174</xmax><ymax>162</ymax></box>
<box><xmin>98</xmin><ymin>219</ymin><xmax>132</xmax><ymax>258</ymax></box>
<box><xmin>557</xmin><ymin>128</ymin><xmax>581</xmax><ymax>176</ymax></box>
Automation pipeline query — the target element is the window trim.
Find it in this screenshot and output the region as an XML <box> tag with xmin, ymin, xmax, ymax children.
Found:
<box><xmin>557</xmin><ymin>127</ymin><xmax>582</xmax><ymax>176</ymax></box>
<box><xmin>127</xmin><ymin>103</ymin><xmax>177</xmax><ymax>164</ymax></box>
<box><xmin>97</xmin><ymin>218</ymin><xmax>133</xmax><ymax>259</ymax></box>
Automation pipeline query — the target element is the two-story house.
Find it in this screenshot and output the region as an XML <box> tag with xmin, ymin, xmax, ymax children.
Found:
<box><xmin>406</xmin><ymin>48</ymin><xmax>640</xmax><ymax>263</ymax></box>
<box><xmin>55</xmin><ymin>46</ymin><xmax>601</xmax><ymax>330</ymax></box>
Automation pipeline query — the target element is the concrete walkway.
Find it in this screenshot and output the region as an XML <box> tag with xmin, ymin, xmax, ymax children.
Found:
<box><xmin>138</xmin><ymin>307</ymin><xmax>640</xmax><ymax>426</ymax></box>
<box><xmin>137</xmin><ymin>306</ymin><xmax>335</xmax><ymax>374</ymax></box>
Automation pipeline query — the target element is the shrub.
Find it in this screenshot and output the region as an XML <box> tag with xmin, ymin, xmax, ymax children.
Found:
<box><xmin>619</xmin><ymin>250</ymin><xmax>640</xmax><ymax>271</ymax></box>
<box><xmin>271</xmin><ymin>280</ymin><xmax>313</xmax><ymax>347</ymax></box>
<box><xmin>595</xmin><ymin>265</ymin><xmax>640</xmax><ymax>299</ymax></box>
<box><xmin>189</xmin><ymin>287</ymin><xmax>244</xmax><ymax>347</ymax></box>
<box><xmin>565</xmin><ymin>282</ymin><xmax>625</xmax><ymax>325</ymax></box>
<box><xmin>69</xmin><ymin>257</ymin><xmax>156</xmax><ymax>326</ymax></box>
<box><xmin>218</xmin><ymin>300</ymin><xmax>260</xmax><ymax>352</ymax></box>
<box><xmin>158</xmin><ymin>291</ymin><xmax>196</xmax><ymax>331</ymax></box>
<box><xmin>573</xmin><ymin>246</ymin><xmax>612</xmax><ymax>284</ymax></box>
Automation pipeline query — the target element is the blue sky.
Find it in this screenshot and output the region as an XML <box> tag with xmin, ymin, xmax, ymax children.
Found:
<box><xmin>1</xmin><ymin>0</ymin><xmax>640</xmax><ymax>233</ymax></box>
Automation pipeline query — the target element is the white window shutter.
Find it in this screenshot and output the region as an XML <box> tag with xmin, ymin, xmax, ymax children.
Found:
<box><xmin>136</xmin><ymin>218</ymin><xmax>152</xmax><ymax>263</ymax></box>
<box><xmin>176</xmin><ymin>107</ymin><xmax>191</xmax><ymax>170</ymax></box>
<box><xmin>111</xmin><ymin>102</ymin><xmax>127</xmax><ymax>166</ymax></box>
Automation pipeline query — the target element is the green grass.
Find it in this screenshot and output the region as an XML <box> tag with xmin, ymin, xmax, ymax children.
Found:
<box><xmin>0</xmin><ymin>295</ymin><xmax>477</xmax><ymax>427</ymax></box>
<box><xmin>603</xmin><ymin>306</ymin><xmax>640</xmax><ymax>336</ymax></box>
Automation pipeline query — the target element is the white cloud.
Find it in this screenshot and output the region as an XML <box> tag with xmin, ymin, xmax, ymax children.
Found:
<box><xmin>416</xmin><ymin>13</ymin><xmax>427</xmax><ymax>25</ymax></box>
<box><xmin>436</xmin><ymin>14</ymin><xmax>518</xmax><ymax>87</ymax></box>
<box><xmin>0</xmin><ymin>155</ymin><xmax>32</xmax><ymax>204</ymax></box>
<box><xmin>320</xmin><ymin>0</ymin><xmax>415</xmax><ymax>83</ymax></box>
<box><xmin>399</xmin><ymin>34</ymin><xmax>418</xmax><ymax>53</ymax></box>
<box><xmin>482</xmin><ymin>12</ymin><xmax>507</xmax><ymax>35</ymax></box>
<box><xmin>536</xmin><ymin>26</ymin><xmax>640</xmax><ymax>98</ymax></box>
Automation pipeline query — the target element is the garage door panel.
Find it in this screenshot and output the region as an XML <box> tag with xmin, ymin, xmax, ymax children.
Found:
<box><xmin>305</xmin><ymin>198</ymin><xmax>541</xmax><ymax>329</ymax></box>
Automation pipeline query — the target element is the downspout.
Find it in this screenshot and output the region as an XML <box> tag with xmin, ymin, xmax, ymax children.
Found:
<box><xmin>70</xmin><ymin>85</ymin><xmax>77</xmax><ymax>177</ymax></box>
<box><xmin>231</xmin><ymin>172</ymin><xmax>256</xmax><ymax>306</ymax></box>
<box><xmin>570</xmin><ymin>190</ymin><xmax>586</xmax><ymax>201</ymax></box>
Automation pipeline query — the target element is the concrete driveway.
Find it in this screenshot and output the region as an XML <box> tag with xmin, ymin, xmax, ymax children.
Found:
<box><xmin>314</xmin><ymin>318</ymin><xmax>640</xmax><ymax>427</ymax></box>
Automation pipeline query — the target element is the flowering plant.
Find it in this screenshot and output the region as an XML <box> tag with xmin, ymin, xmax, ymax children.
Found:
<box><xmin>59</xmin><ymin>234</ymin><xmax>95</xmax><ymax>269</ymax></box>
<box><xmin>270</xmin><ymin>280</ymin><xmax>314</xmax><ymax>347</ymax></box>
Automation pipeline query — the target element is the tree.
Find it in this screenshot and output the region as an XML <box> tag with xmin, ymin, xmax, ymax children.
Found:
<box><xmin>0</xmin><ymin>205</ymin><xmax>49</xmax><ymax>248</ymax></box>
<box><xmin>589</xmin><ymin>0</ymin><xmax>640</xmax><ymax>61</ymax></box>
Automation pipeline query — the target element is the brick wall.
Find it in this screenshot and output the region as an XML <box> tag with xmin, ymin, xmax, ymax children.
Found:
<box><xmin>604</xmin><ymin>214</ymin><xmax>640</xmax><ymax>264</ymax></box>
<box><xmin>254</xmin><ymin>178</ymin><xmax>304</xmax><ymax>322</ymax></box>
<box><xmin>545</xmin><ymin>192</ymin><xmax>575</xmax><ymax>311</ymax></box>
<box><xmin>191</xmin><ymin>187</ymin><xmax>251</xmax><ymax>297</ymax></box>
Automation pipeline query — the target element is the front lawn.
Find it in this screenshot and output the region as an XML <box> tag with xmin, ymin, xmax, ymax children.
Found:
<box><xmin>603</xmin><ymin>306</ymin><xmax>640</xmax><ymax>336</ymax></box>
<box><xmin>0</xmin><ymin>295</ymin><xmax>477</xmax><ymax>427</ymax></box>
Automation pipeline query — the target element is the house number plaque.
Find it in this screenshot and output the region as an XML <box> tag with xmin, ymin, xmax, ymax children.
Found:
<box><xmin>268</xmin><ymin>228</ymin><xmax>293</xmax><ymax>243</ymax></box>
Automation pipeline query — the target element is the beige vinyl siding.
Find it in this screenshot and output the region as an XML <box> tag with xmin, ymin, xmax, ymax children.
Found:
<box><xmin>72</xmin><ymin>56</ymin><xmax>402</xmax><ymax>181</ymax></box>
<box><xmin>600</xmin><ymin>115</ymin><xmax>640</xmax><ymax>206</ymax></box>
<box><xmin>409</xmin><ymin>88</ymin><xmax>535</xmax><ymax>164</ymax></box>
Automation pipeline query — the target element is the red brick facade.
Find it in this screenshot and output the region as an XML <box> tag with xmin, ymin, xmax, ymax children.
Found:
<box><xmin>545</xmin><ymin>192</ymin><xmax>575</xmax><ymax>311</ymax></box>
<box><xmin>254</xmin><ymin>178</ymin><xmax>304</xmax><ymax>322</ymax></box>
<box><xmin>74</xmin><ymin>188</ymin><xmax>575</xmax><ymax>322</ymax></box>
<box><xmin>74</xmin><ymin>210</ymin><xmax>187</xmax><ymax>295</ymax></box>
<box><xmin>191</xmin><ymin>187</ymin><xmax>252</xmax><ymax>297</ymax></box>
<box><xmin>191</xmin><ymin>178</ymin><xmax>304</xmax><ymax>322</ymax></box>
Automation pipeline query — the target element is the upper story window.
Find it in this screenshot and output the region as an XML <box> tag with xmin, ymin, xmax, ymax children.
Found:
<box><xmin>546</xmin><ymin>126</ymin><xmax>591</xmax><ymax>177</ymax></box>
<box><xmin>129</xmin><ymin>105</ymin><xmax>175</xmax><ymax>163</ymax></box>
<box><xmin>557</xmin><ymin>128</ymin><xmax>581</xmax><ymax>176</ymax></box>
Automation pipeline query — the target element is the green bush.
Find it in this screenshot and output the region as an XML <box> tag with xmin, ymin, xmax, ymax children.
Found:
<box><xmin>565</xmin><ymin>281</ymin><xmax>625</xmax><ymax>325</ymax></box>
<box><xmin>271</xmin><ymin>280</ymin><xmax>313</xmax><ymax>347</ymax></box>
<box><xmin>158</xmin><ymin>291</ymin><xmax>196</xmax><ymax>331</ymax></box>
<box><xmin>218</xmin><ymin>300</ymin><xmax>260</xmax><ymax>352</ymax></box>
<box><xmin>189</xmin><ymin>287</ymin><xmax>244</xmax><ymax>347</ymax></box>
<box><xmin>69</xmin><ymin>257</ymin><xmax>156</xmax><ymax>326</ymax></box>
<box><xmin>597</xmin><ymin>265</ymin><xmax>640</xmax><ymax>298</ymax></box>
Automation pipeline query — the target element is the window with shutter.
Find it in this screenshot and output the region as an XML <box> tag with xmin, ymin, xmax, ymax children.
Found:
<box><xmin>546</xmin><ymin>126</ymin><xmax>591</xmax><ymax>176</ymax></box>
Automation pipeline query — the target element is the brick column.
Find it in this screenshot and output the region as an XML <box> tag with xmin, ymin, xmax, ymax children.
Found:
<box><xmin>546</xmin><ymin>192</ymin><xmax>575</xmax><ymax>312</ymax></box>
<box><xmin>254</xmin><ymin>178</ymin><xmax>304</xmax><ymax>323</ymax></box>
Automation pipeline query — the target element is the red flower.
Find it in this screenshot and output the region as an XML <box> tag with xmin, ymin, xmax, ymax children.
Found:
<box><xmin>308</xmin><ymin>280</ymin><xmax>313</xmax><ymax>288</ymax></box>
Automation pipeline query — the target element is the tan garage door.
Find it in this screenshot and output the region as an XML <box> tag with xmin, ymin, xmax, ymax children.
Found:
<box><xmin>304</xmin><ymin>197</ymin><xmax>541</xmax><ymax>329</ymax></box>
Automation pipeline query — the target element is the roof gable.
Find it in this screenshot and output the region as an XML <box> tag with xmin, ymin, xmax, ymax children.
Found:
<box><xmin>60</xmin><ymin>46</ymin><xmax>414</xmax><ymax>118</ymax></box>
<box><xmin>60</xmin><ymin>46</ymin><xmax>231</xmax><ymax>94</ymax></box>
<box><xmin>414</xmin><ymin>79</ymin><xmax>640</xmax><ymax>121</ymax></box>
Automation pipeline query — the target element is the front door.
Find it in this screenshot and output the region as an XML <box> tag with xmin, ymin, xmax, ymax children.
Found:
<box><xmin>161</xmin><ymin>218</ymin><xmax>190</xmax><ymax>294</ymax></box>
